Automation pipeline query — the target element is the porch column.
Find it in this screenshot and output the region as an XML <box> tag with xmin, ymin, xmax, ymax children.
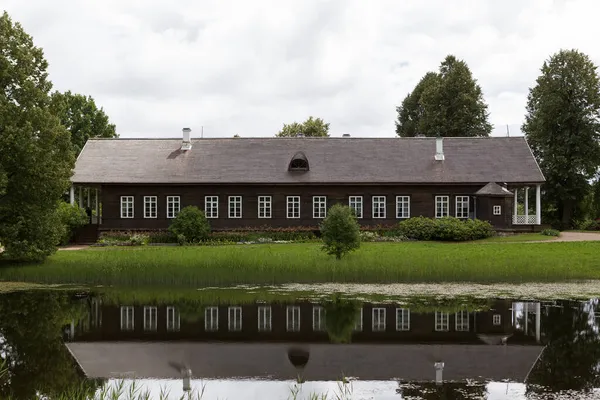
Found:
<box><xmin>78</xmin><ymin>187</ymin><xmax>83</xmax><ymax>208</ymax></box>
<box><xmin>95</xmin><ymin>189</ymin><xmax>99</xmax><ymax>224</ymax></box>
<box><xmin>535</xmin><ymin>302</ymin><xmax>541</xmax><ymax>343</ymax></box>
<box><xmin>69</xmin><ymin>186</ymin><xmax>75</xmax><ymax>205</ymax></box>
<box><xmin>513</xmin><ymin>189</ymin><xmax>518</xmax><ymax>223</ymax></box>
<box><xmin>87</xmin><ymin>188</ymin><xmax>91</xmax><ymax>208</ymax></box>
<box><xmin>535</xmin><ymin>184</ymin><xmax>541</xmax><ymax>225</ymax></box>
<box><xmin>524</xmin><ymin>303</ymin><xmax>528</xmax><ymax>334</ymax></box>
<box><xmin>524</xmin><ymin>187</ymin><xmax>529</xmax><ymax>221</ymax></box>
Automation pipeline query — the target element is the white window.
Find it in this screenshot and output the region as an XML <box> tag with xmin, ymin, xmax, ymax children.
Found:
<box><xmin>120</xmin><ymin>306</ymin><xmax>134</xmax><ymax>331</ymax></box>
<box><xmin>313</xmin><ymin>196</ymin><xmax>327</xmax><ymax>218</ymax></box>
<box><xmin>435</xmin><ymin>311</ymin><xmax>449</xmax><ymax>331</ymax></box>
<box><xmin>228</xmin><ymin>306</ymin><xmax>242</xmax><ymax>331</ymax></box>
<box><xmin>493</xmin><ymin>314</ymin><xmax>502</xmax><ymax>326</ymax></box>
<box><xmin>205</xmin><ymin>196</ymin><xmax>219</xmax><ymax>218</ymax></box>
<box><xmin>455</xmin><ymin>310</ymin><xmax>470</xmax><ymax>332</ymax></box>
<box><xmin>455</xmin><ymin>196</ymin><xmax>470</xmax><ymax>219</ymax></box>
<box><xmin>372</xmin><ymin>196</ymin><xmax>386</xmax><ymax>219</ymax></box>
<box><xmin>493</xmin><ymin>205</ymin><xmax>502</xmax><ymax>215</ymax></box>
<box><xmin>286</xmin><ymin>306</ymin><xmax>301</xmax><ymax>332</ymax></box>
<box><xmin>120</xmin><ymin>196</ymin><xmax>134</xmax><ymax>218</ymax></box>
<box><xmin>435</xmin><ymin>196</ymin><xmax>449</xmax><ymax>218</ymax></box>
<box><xmin>166</xmin><ymin>196</ymin><xmax>180</xmax><ymax>219</ymax></box>
<box><xmin>258</xmin><ymin>306</ymin><xmax>272</xmax><ymax>332</ymax></box>
<box><xmin>166</xmin><ymin>306</ymin><xmax>180</xmax><ymax>332</ymax></box>
<box><xmin>144</xmin><ymin>196</ymin><xmax>157</xmax><ymax>218</ymax></box>
<box><xmin>205</xmin><ymin>306</ymin><xmax>219</xmax><ymax>331</ymax></box>
<box><xmin>313</xmin><ymin>306</ymin><xmax>326</xmax><ymax>331</ymax></box>
<box><xmin>396</xmin><ymin>308</ymin><xmax>410</xmax><ymax>331</ymax></box>
<box><xmin>258</xmin><ymin>196</ymin><xmax>272</xmax><ymax>219</ymax></box>
<box><xmin>396</xmin><ymin>196</ymin><xmax>410</xmax><ymax>219</ymax></box>
<box><xmin>143</xmin><ymin>306</ymin><xmax>157</xmax><ymax>331</ymax></box>
<box><xmin>349</xmin><ymin>196</ymin><xmax>363</xmax><ymax>218</ymax></box>
<box><xmin>287</xmin><ymin>196</ymin><xmax>300</xmax><ymax>219</ymax></box>
<box><xmin>228</xmin><ymin>196</ymin><xmax>242</xmax><ymax>218</ymax></box>
<box><xmin>354</xmin><ymin>308</ymin><xmax>363</xmax><ymax>331</ymax></box>
<box><xmin>372</xmin><ymin>308</ymin><xmax>386</xmax><ymax>332</ymax></box>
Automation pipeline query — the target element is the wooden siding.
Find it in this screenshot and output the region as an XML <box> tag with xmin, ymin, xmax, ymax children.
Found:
<box><xmin>97</xmin><ymin>184</ymin><xmax>514</xmax><ymax>230</ymax></box>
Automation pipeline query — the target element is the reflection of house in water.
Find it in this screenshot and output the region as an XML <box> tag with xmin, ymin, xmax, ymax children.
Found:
<box><xmin>66</xmin><ymin>298</ymin><xmax>545</xmax><ymax>384</ymax></box>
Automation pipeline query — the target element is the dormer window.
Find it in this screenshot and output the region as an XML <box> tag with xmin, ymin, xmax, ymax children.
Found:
<box><xmin>288</xmin><ymin>152</ymin><xmax>309</xmax><ymax>172</ymax></box>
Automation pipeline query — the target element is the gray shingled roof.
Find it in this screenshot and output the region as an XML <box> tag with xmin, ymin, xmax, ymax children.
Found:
<box><xmin>71</xmin><ymin>137</ymin><xmax>545</xmax><ymax>184</ymax></box>
<box><xmin>475</xmin><ymin>182</ymin><xmax>515</xmax><ymax>197</ymax></box>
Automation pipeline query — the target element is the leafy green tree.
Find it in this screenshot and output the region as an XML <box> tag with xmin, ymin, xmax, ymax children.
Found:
<box><xmin>396</xmin><ymin>55</ymin><xmax>492</xmax><ymax>137</ymax></box>
<box><xmin>0</xmin><ymin>12</ymin><xmax>75</xmax><ymax>261</ymax></box>
<box><xmin>320</xmin><ymin>204</ymin><xmax>361</xmax><ymax>259</ymax></box>
<box><xmin>168</xmin><ymin>206</ymin><xmax>211</xmax><ymax>244</ymax></box>
<box><xmin>50</xmin><ymin>91</ymin><xmax>118</xmax><ymax>156</ymax></box>
<box><xmin>276</xmin><ymin>116</ymin><xmax>330</xmax><ymax>137</ymax></box>
<box><xmin>522</xmin><ymin>49</ymin><xmax>600</xmax><ymax>227</ymax></box>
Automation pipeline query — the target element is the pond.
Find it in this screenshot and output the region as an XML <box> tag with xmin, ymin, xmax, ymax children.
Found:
<box><xmin>0</xmin><ymin>288</ymin><xmax>598</xmax><ymax>399</ymax></box>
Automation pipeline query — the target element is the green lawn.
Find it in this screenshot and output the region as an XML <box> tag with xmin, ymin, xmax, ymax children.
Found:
<box><xmin>476</xmin><ymin>233</ymin><xmax>557</xmax><ymax>242</ymax></box>
<box><xmin>1</xmin><ymin>241</ymin><xmax>599</xmax><ymax>286</ymax></box>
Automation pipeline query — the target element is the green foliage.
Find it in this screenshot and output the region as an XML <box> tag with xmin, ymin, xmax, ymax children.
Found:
<box><xmin>397</xmin><ymin>216</ymin><xmax>495</xmax><ymax>241</ymax></box>
<box><xmin>168</xmin><ymin>206</ymin><xmax>211</xmax><ymax>244</ymax></box>
<box><xmin>276</xmin><ymin>116</ymin><xmax>330</xmax><ymax>137</ymax></box>
<box><xmin>541</xmin><ymin>229</ymin><xmax>561</xmax><ymax>237</ymax></box>
<box><xmin>324</xmin><ymin>295</ymin><xmax>360</xmax><ymax>343</ymax></box>
<box><xmin>396</xmin><ymin>55</ymin><xmax>492</xmax><ymax>137</ymax></box>
<box><xmin>56</xmin><ymin>202</ymin><xmax>88</xmax><ymax>245</ymax></box>
<box><xmin>523</xmin><ymin>49</ymin><xmax>600</xmax><ymax>227</ymax></box>
<box><xmin>320</xmin><ymin>204</ymin><xmax>361</xmax><ymax>259</ymax></box>
<box><xmin>359</xmin><ymin>231</ymin><xmax>408</xmax><ymax>242</ymax></box>
<box><xmin>50</xmin><ymin>91</ymin><xmax>117</xmax><ymax>157</ymax></box>
<box><xmin>0</xmin><ymin>12</ymin><xmax>75</xmax><ymax>262</ymax></box>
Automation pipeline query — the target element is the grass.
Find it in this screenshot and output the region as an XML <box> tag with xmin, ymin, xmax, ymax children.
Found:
<box><xmin>476</xmin><ymin>233</ymin><xmax>557</xmax><ymax>242</ymax></box>
<box><xmin>1</xmin><ymin>241</ymin><xmax>600</xmax><ymax>286</ymax></box>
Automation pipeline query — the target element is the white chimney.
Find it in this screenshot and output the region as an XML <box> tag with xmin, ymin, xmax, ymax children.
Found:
<box><xmin>435</xmin><ymin>137</ymin><xmax>444</xmax><ymax>161</ymax></box>
<box><xmin>181</xmin><ymin>128</ymin><xmax>192</xmax><ymax>151</ymax></box>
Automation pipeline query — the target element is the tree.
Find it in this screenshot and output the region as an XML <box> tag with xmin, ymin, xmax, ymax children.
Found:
<box><xmin>319</xmin><ymin>204</ymin><xmax>361</xmax><ymax>259</ymax></box>
<box><xmin>522</xmin><ymin>49</ymin><xmax>600</xmax><ymax>227</ymax></box>
<box><xmin>168</xmin><ymin>206</ymin><xmax>211</xmax><ymax>244</ymax></box>
<box><xmin>50</xmin><ymin>91</ymin><xmax>117</xmax><ymax>157</ymax></box>
<box><xmin>0</xmin><ymin>12</ymin><xmax>75</xmax><ymax>261</ymax></box>
<box><xmin>395</xmin><ymin>55</ymin><xmax>492</xmax><ymax>137</ymax></box>
<box><xmin>276</xmin><ymin>116</ymin><xmax>330</xmax><ymax>137</ymax></box>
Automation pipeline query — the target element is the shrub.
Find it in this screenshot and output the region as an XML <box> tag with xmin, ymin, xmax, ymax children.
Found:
<box><xmin>541</xmin><ymin>228</ymin><xmax>560</xmax><ymax>237</ymax></box>
<box><xmin>168</xmin><ymin>206</ymin><xmax>211</xmax><ymax>244</ymax></box>
<box><xmin>397</xmin><ymin>216</ymin><xmax>495</xmax><ymax>241</ymax></box>
<box><xmin>320</xmin><ymin>204</ymin><xmax>361</xmax><ymax>259</ymax></box>
<box><xmin>129</xmin><ymin>233</ymin><xmax>149</xmax><ymax>246</ymax></box>
<box><xmin>56</xmin><ymin>202</ymin><xmax>88</xmax><ymax>245</ymax></box>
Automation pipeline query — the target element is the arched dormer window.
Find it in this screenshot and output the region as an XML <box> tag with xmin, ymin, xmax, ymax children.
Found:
<box><xmin>288</xmin><ymin>152</ymin><xmax>309</xmax><ymax>172</ymax></box>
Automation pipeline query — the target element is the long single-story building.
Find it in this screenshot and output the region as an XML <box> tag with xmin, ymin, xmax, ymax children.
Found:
<box><xmin>71</xmin><ymin>129</ymin><xmax>545</xmax><ymax>239</ymax></box>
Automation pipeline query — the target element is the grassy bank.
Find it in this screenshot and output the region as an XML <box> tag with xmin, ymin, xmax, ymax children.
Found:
<box><xmin>1</xmin><ymin>241</ymin><xmax>599</xmax><ymax>286</ymax></box>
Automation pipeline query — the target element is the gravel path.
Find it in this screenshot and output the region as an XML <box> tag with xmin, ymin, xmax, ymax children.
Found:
<box><xmin>553</xmin><ymin>231</ymin><xmax>600</xmax><ymax>242</ymax></box>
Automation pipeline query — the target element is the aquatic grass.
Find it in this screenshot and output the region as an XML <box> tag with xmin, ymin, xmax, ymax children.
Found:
<box><xmin>1</xmin><ymin>242</ymin><xmax>599</xmax><ymax>286</ymax></box>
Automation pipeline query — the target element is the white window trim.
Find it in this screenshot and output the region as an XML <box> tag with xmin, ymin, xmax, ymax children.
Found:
<box><xmin>205</xmin><ymin>196</ymin><xmax>219</xmax><ymax>219</ymax></box>
<box><xmin>286</xmin><ymin>306</ymin><xmax>301</xmax><ymax>332</ymax></box>
<box><xmin>312</xmin><ymin>306</ymin><xmax>326</xmax><ymax>331</ymax></box>
<box><xmin>349</xmin><ymin>196</ymin><xmax>363</xmax><ymax>219</ymax></box>
<box><xmin>258</xmin><ymin>196</ymin><xmax>272</xmax><ymax>219</ymax></box>
<box><xmin>372</xmin><ymin>307</ymin><xmax>386</xmax><ymax>332</ymax></box>
<box><xmin>455</xmin><ymin>310</ymin><xmax>470</xmax><ymax>332</ymax></box>
<box><xmin>455</xmin><ymin>196</ymin><xmax>470</xmax><ymax>219</ymax></box>
<box><xmin>493</xmin><ymin>314</ymin><xmax>502</xmax><ymax>326</ymax></box>
<box><xmin>354</xmin><ymin>308</ymin><xmax>363</xmax><ymax>331</ymax></box>
<box><xmin>435</xmin><ymin>311</ymin><xmax>450</xmax><ymax>331</ymax></box>
<box><xmin>313</xmin><ymin>196</ymin><xmax>327</xmax><ymax>219</ymax></box>
<box><xmin>228</xmin><ymin>196</ymin><xmax>242</xmax><ymax>219</ymax></box>
<box><xmin>143</xmin><ymin>196</ymin><xmax>157</xmax><ymax>219</ymax></box>
<box><xmin>120</xmin><ymin>306</ymin><xmax>134</xmax><ymax>331</ymax></box>
<box><xmin>205</xmin><ymin>306</ymin><xmax>219</xmax><ymax>332</ymax></box>
<box><xmin>143</xmin><ymin>306</ymin><xmax>157</xmax><ymax>332</ymax></box>
<box><xmin>396</xmin><ymin>308</ymin><xmax>410</xmax><ymax>331</ymax></box>
<box><xmin>166</xmin><ymin>196</ymin><xmax>181</xmax><ymax>219</ymax></box>
<box><xmin>166</xmin><ymin>306</ymin><xmax>180</xmax><ymax>332</ymax></box>
<box><xmin>120</xmin><ymin>196</ymin><xmax>134</xmax><ymax>219</ymax></box>
<box><xmin>287</xmin><ymin>196</ymin><xmax>301</xmax><ymax>219</ymax></box>
<box><xmin>228</xmin><ymin>306</ymin><xmax>242</xmax><ymax>332</ymax></box>
<box><xmin>396</xmin><ymin>196</ymin><xmax>410</xmax><ymax>219</ymax></box>
<box><xmin>435</xmin><ymin>196</ymin><xmax>449</xmax><ymax>218</ymax></box>
<box><xmin>258</xmin><ymin>306</ymin><xmax>272</xmax><ymax>332</ymax></box>
<box><xmin>372</xmin><ymin>196</ymin><xmax>386</xmax><ymax>219</ymax></box>
<box><xmin>493</xmin><ymin>205</ymin><xmax>502</xmax><ymax>215</ymax></box>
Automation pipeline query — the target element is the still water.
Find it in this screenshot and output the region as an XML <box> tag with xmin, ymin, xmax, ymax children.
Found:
<box><xmin>0</xmin><ymin>289</ymin><xmax>598</xmax><ymax>399</ymax></box>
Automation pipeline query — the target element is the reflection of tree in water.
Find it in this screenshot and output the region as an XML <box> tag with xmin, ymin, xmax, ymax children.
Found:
<box><xmin>0</xmin><ymin>291</ymin><xmax>104</xmax><ymax>399</ymax></box>
<box><xmin>527</xmin><ymin>299</ymin><xmax>600</xmax><ymax>394</ymax></box>
<box><xmin>324</xmin><ymin>295</ymin><xmax>360</xmax><ymax>344</ymax></box>
<box><xmin>397</xmin><ymin>382</ymin><xmax>486</xmax><ymax>399</ymax></box>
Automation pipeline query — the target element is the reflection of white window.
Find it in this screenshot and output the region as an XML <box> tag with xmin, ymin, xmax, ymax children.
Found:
<box><xmin>435</xmin><ymin>311</ymin><xmax>449</xmax><ymax>331</ymax></box>
<box><xmin>396</xmin><ymin>308</ymin><xmax>410</xmax><ymax>331</ymax></box>
<box><xmin>349</xmin><ymin>196</ymin><xmax>363</xmax><ymax>218</ymax></box>
<box><xmin>120</xmin><ymin>306</ymin><xmax>134</xmax><ymax>331</ymax></box>
<box><xmin>435</xmin><ymin>196</ymin><xmax>449</xmax><ymax>218</ymax></box>
<box><xmin>258</xmin><ymin>306</ymin><xmax>272</xmax><ymax>332</ymax></box>
<box><xmin>354</xmin><ymin>308</ymin><xmax>363</xmax><ymax>331</ymax></box>
<box><xmin>205</xmin><ymin>196</ymin><xmax>219</xmax><ymax>218</ymax></box>
<box><xmin>144</xmin><ymin>306</ymin><xmax>157</xmax><ymax>331</ymax></box>
<box><xmin>286</xmin><ymin>306</ymin><xmax>301</xmax><ymax>332</ymax></box>
<box><xmin>313</xmin><ymin>306</ymin><xmax>326</xmax><ymax>331</ymax></box>
<box><xmin>455</xmin><ymin>196</ymin><xmax>470</xmax><ymax>219</ymax></box>
<box><xmin>493</xmin><ymin>205</ymin><xmax>502</xmax><ymax>215</ymax></box>
<box><xmin>258</xmin><ymin>196</ymin><xmax>272</xmax><ymax>219</ymax></box>
<box><xmin>166</xmin><ymin>306</ymin><xmax>180</xmax><ymax>332</ymax></box>
<box><xmin>166</xmin><ymin>196</ymin><xmax>181</xmax><ymax>219</ymax></box>
<box><xmin>396</xmin><ymin>196</ymin><xmax>410</xmax><ymax>219</ymax></box>
<box><xmin>455</xmin><ymin>310</ymin><xmax>469</xmax><ymax>332</ymax></box>
<box><xmin>228</xmin><ymin>306</ymin><xmax>242</xmax><ymax>331</ymax></box>
<box><xmin>372</xmin><ymin>196</ymin><xmax>386</xmax><ymax>219</ymax></box>
<box><xmin>205</xmin><ymin>307</ymin><xmax>219</xmax><ymax>332</ymax></box>
<box><xmin>372</xmin><ymin>308</ymin><xmax>386</xmax><ymax>332</ymax></box>
<box><xmin>493</xmin><ymin>314</ymin><xmax>502</xmax><ymax>326</ymax></box>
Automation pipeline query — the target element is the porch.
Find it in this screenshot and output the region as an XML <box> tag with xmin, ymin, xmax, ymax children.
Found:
<box><xmin>70</xmin><ymin>185</ymin><xmax>102</xmax><ymax>243</ymax></box>
<box><xmin>512</xmin><ymin>184</ymin><xmax>542</xmax><ymax>226</ymax></box>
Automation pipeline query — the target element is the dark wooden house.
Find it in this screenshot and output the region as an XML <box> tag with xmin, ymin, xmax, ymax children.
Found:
<box><xmin>70</xmin><ymin>130</ymin><xmax>545</xmax><ymax>239</ymax></box>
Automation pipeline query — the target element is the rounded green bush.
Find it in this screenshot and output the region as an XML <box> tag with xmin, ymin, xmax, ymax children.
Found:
<box><xmin>320</xmin><ymin>204</ymin><xmax>361</xmax><ymax>259</ymax></box>
<box><xmin>168</xmin><ymin>206</ymin><xmax>211</xmax><ymax>244</ymax></box>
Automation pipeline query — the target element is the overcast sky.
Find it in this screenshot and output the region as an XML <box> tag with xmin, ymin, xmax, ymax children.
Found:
<box><xmin>4</xmin><ymin>0</ymin><xmax>598</xmax><ymax>138</ymax></box>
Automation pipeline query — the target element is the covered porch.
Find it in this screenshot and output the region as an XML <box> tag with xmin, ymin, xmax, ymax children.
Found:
<box><xmin>511</xmin><ymin>184</ymin><xmax>542</xmax><ymax>226</ymax></box>
<box><xmin>69</xmin><ymin>184</ymin><xmax>102</xmax><ymax>243</ymax></box>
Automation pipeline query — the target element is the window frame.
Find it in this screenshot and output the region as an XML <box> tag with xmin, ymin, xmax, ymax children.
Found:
<box><xmin>228</xmin><ymin>306</ymin><xmax>242</xmax><ymax>332</ymax></box>
<box><xmin>313</xmin><ymin>306</ymin><xmax>326</xmax><ymax>331</ymax></box>
<box><xmin>205</xmin><ymin>196</ymin><xmax>219</xmax><ymax>219</ymax></box>
<box><xmin>372</xmin><ymin>196</ymin><xmax>386</xmax><ymax>219</ymax></box>
<box><xmin>166</xmin><ymin>306</ymin><xmax>180</xmax><ymax>332</ymax></box>
<box><xmin>455</xmin><ymin>196</ymin><xmax>470</xmax><ymax>219</ymax></box>
<box><xmin>166</xmin><ymin>196</ymin><xmax>181</xmax><ymax>219</ymax></box>
<box><xmin>258</xmin><ymin>306</ymin><xmax>272</xmax><ymax>332</ymax></box>
<box><xmin>354</xmin><ymin>308</ymin><xmax>363</xmax><ymax>331</ymax></box>
<box><xmin>313</xmin><ymin>196</ymin><xmax>327</xmax><ymax>219</ymax></box>
<box><xmin>286</xmin><ymin>196</ymin><xmax>300</xmax><ymax>219</ymax></box>
<box><xmin>143</xmin><ymin>306</ymin><xmax>158</xmax><ymax>332</ymax></box>
<box><xmin>372</xmin><ymin>307</ymin><xmax>386</xmax><ymax>332</ymax></box>
<box><xmin>493</xmin><ymin>205</ymin><xmax>502</xmax><ymax>216</ymax></box>
<box><xmin>286</xmin><ymin>306</ymin><xmax>301</xmax><ymax>332</ymax></box>
<box><xmin>205</xmin><ymin>306</ymin><xmax>219</xmax><ymax>332</ymax></box>
<box><xmin>120</xmin><ymin>196</ymin><xmax>134</xmax><ymax>219</ymax></box>
<box><xmin>349</xmin><ymin>196</ymin><xmax>363</xmax><ymax>219</ymax></box>
<box><xmin>120</xmin><ymin>306</ymin><xmax>134</xmax><ymax>331</ymax></box>
<box><xmin>435</xmin><ymin>196</ymin><xmax>449</xmax><ymax>218</ymax></box>
<box><xmin>493</xmin><ymin>314</ymin><xmax>502</xmax><ymax>326</ymax></box>
<box><xmin>435</xmin><ymin>311</ymin><xmax>450</xmax><ymax>331</ymax></box>
<box><xmin>396</xmin><ymin>196</ymin><xmax>410</xmax><ymax>219</ymax></box>
<box><xmin>396</xmin><ymin>308</ymin><xmax>410</xmax><ymax>331</ymax></box>
<box><xmin>258</xmin><ymin>196</ymin><xmax>272</xmax><ymax>219</ymax></box>
<box><xmin>455</xmin><ymin>310</ymin><xmax>470</xmax><ymax>332</ymax></box>
<box><xmin>228</xmin><ymin>196</ymin><xmax>242</xmax><ymax>219</ymax></box>
<box><xmin>143</xmin><ymin>196</ymin><xmax>157</xmax><ymax>219</ymax></box>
